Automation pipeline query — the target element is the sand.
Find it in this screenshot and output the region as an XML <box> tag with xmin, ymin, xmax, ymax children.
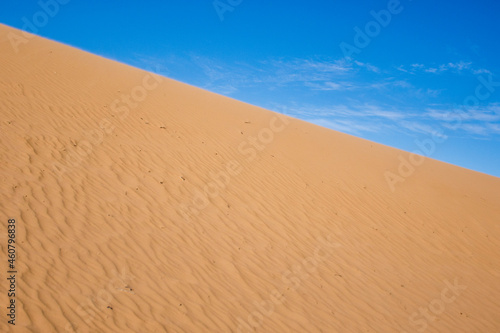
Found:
<box><xmin>0</xmin><ymin>23</ymin><xmax>499</xmax><ymax>332</ymax></box>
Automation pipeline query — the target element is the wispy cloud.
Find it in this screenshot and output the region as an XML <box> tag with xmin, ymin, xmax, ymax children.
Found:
<box><xmin>270</xmin><ymin>101</ymin><xmax>500</xmax><ymax>139</ymax></box>
<box><xmin>398</xmin><ymin>61</ymin><xmax>490</xmax><ymax>75</ymax></box>
<box><xmin>273</xmin><ymin>103</ymin><xmax>412</xmax><ymax>120</ymax></box>
<box><xmin>275</xmin><ymin>58</ymin><xmax>353</xmax><ymax>74</ymax></box>
<box><xmin>308</xmin><ymin>118</ymin><xmax>382</xmax><ymax>135</ymax></box>
<box><xmin>268</xmin><ymin>103</ymin><xmax>416</xmax><ymax>136</ymax></box>
<box><xmin>426</xmin><ymin>103</ymin><xmax>500</xmax><ymax>136</ymax></box>
<box><xmin>427</xmin><ymin>104</ymin><xmax>500</xmax><ymax>122</ymax></box>
<box><xmin>398</xmin><ymin>120</ymin><xmax>448</xmax><ymax>139</ymax></box>
<box><xmin>187</xmin><ymin>56</ymin><xmax>358</xmax><ymax>92</ymax></box>
<box><xmin>136</xmin><ymin>54</ymin><xmax>387</xmax><ymax>95</ymax></box>
<box><xmin>354</xmin><ymin>60</ymin><xmax>381</xmax><ymax>73</ymax></box>
<box><xmin>472</xmin><ymin>68</ymin><xmax>492</xmax><ymax>75</ymax></box>
<box><xmin>305</xmin><ymin>81</ymin><xmax>352</xmax><ymax>91</ymax></box>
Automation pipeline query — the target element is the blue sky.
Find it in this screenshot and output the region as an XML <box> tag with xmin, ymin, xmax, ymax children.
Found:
<box><xmin>2</xmin><ymin>0</ymin><xmax>500</xmax><ymax>177</ymax></box>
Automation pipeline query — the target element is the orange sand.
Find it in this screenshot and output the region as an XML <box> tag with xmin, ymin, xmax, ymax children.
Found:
<box><xmin>0</xmin><ymin>24</ymin><xmax>499</xmax><ymax>332</ymax></box>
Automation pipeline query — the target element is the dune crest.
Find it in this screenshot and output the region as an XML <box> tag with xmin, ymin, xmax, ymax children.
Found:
<box><xmin>0</xmin><ymin>24</ymin><xmax>499</xmax><ymax>332</ymax></box>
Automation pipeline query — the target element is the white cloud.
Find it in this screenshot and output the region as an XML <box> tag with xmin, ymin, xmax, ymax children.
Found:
<box><xmin>487</xmin><ymin>123</ymin><xmax>500</xmax><ymax>134</ymax></box>
<box><xmin>282</xmin><ymin>104</ymin><xmax>411</xmax><ymax>121</ymax></box>
<box><xmin>307</xmin><ymin>118</ymin><xmax>383</xmax><ymax>135</ymax></box>
<box><xmin>354</xmin><ymin>60</ymin><xmax>380</xmax><ymax>73</ymax></box>
<box><xmin>446</xmin><ymin>61</ymin><xmax>472</xmax><ymax>71</ymax></box>
<box><xmin>399</xmin><ymin>61</ymin><xmax>487</xmax><ymax>75</ymax></box>
<box><xmin>396</xmin><ymin>65</ymin><xmax>410</xmax><ymax>73</ymax></box>
<box><xmin>458</xmin><ymin>123</ymin><xmax>489</xmax><ymax>135</ymax></box>
<box><xmin>398</xmin><ymin>120</ymin><xmax>448</xmax><ymax>138</ymax></box>
<box><xmin>305</xmin><ymin>81</ymin><xmax>350</xmax><ymax>91</ymax></box>
<box><xmin>266</xmin><ymin>58</ymin><xmax>353</xmax><ymax>76</ymax></box>
<box><xmin>426</xmin><ymin>103</ymin><xmax>500</xmax><ymax>136</ymax></box>
<box><xmin>427</xmin><ymin>104</ymin><xmax>500</xmax><ymax>122</ymax></box>
<box><xmin>473</xmin><ymin>68</ymin><xmax>492</xmax><ymax>75</ymax></box>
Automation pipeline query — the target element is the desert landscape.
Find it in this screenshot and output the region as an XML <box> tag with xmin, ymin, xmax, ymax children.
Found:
<box><xmin>0</xmin><ymin>23</ymin><xmax>499</xmax><ymax>332</ymax></box>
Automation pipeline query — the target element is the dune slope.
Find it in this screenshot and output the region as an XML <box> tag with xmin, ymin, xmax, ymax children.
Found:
<box><xmin>0</xmin><ymin>24</ymin><xmax>499</xmax><ymax>332</ymax></box>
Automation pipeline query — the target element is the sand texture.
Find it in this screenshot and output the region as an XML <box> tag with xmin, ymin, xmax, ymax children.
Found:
<box><xmin>0</xmin><ymin>24</ymin><xmax>499</xmax><ymax>332</ymax></box>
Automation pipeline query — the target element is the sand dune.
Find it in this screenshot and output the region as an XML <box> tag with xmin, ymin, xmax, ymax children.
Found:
<box><xmin>0</xmin><ymin>23</ymin><xmax>499</xmax><ymax>332</ymax></box>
